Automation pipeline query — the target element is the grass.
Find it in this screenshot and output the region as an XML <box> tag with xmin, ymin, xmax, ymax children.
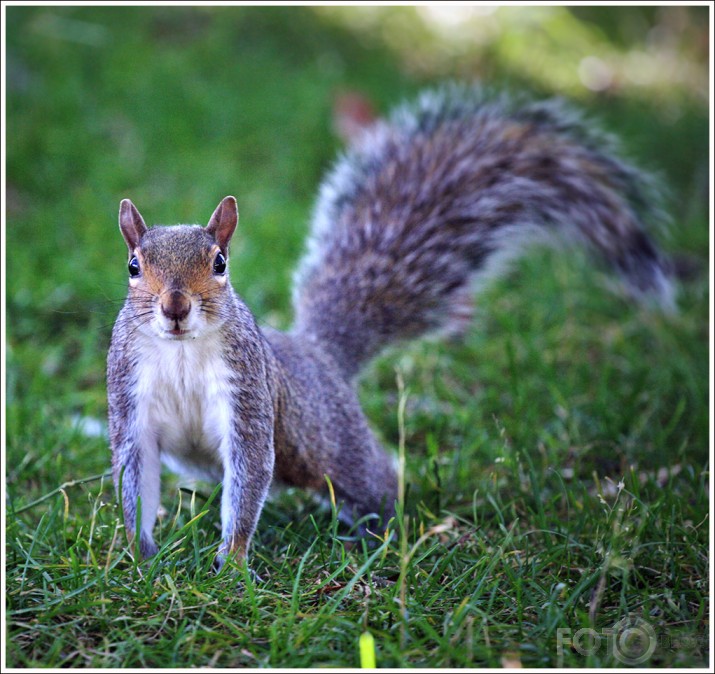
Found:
<box><xmin>5</xmin><ymin>5</ymin><xmax>710</xmax><ymax>669</ymax></box>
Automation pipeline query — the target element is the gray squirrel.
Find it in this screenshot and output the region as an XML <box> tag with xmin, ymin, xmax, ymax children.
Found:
<box><xmin>107</xmin><ymin>85</ymin><xmax>673</xmax><ymax>571</ymax></box>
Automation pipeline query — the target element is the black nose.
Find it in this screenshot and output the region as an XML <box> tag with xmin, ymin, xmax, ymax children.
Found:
<box><xmin>161</xmin><ymin>290</ymin><xmax>191</xmax><ymax>321</ymax></box>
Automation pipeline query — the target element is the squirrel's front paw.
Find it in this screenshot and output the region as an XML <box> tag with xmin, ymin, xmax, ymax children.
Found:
<box><xmin>139</xmin><ymin>534</ymin><xmax>159</xmax><ymax>559</ymax></box>
<box><xmin>213</xmin><ymin>551</ymin><xmax>263</xmax><ymax>583</ymax></box>
<box><xmin>212</xmin><ymin>551</ymin><xmax>228</xmax><ymax>573</ymax></box>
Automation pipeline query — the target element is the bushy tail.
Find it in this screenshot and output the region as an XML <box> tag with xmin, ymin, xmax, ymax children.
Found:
<box><xmin>292</xmin><ymin>85</ymin><xmax>674</xmax><ymax>379</ymax></box>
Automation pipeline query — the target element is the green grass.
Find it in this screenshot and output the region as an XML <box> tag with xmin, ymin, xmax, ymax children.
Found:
<box><xmin>5</xmin><ymin>6</ymin><xmax>710</xmax><ymax>669</ymax></box>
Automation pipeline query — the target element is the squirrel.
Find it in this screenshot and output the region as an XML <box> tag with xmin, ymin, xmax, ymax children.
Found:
<box><xmin>107</xmin><ymin>84</ymin><xmax>674</xmax><ymax>572</ymax></box>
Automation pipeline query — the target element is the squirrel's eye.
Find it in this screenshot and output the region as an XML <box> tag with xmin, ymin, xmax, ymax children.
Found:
<box><xmin>213</xmin><ymin>252</ymin><xmax>227</xmax><ymax>275</ymax></box>
<box><xmin>128</xmin><ymin>255</ymin><xmax>140</xmax><ymax>277</ymax></box>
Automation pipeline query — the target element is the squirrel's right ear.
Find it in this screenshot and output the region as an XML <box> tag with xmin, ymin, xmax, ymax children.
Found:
<box><xmin>206</xmin><ymin>196</ymin><xmax>238</xmax><ymax>255</ymax></box>
<box><xmin>119</xmin><ymin>199</ymin><xmax>148</xmax><ymax>252</ymax></box>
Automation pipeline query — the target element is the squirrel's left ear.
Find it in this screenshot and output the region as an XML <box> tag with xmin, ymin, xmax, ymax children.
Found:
<box><xmin>206</xmin><ymin>196</ymin><xmax>238</xmax><ymax>255</ymax></box>
<box><xmin>119</xmin><ymin>199</ymin><xmax>148</xmax><ymax>252</ymax></box>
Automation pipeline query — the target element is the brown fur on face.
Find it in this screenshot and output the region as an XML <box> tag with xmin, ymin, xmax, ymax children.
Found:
<box><xmin>110</xmin><ymin>87</ymin><xmax>672</xmax><ymax>576</ymax></box>
<box><xmin>124</xmin><ymin>229</ymin><xmax>231</xmax><ymax>335</ymax></box>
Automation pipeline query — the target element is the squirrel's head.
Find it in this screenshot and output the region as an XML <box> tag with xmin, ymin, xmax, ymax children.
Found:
<box><xmin>118</xmin><ymin>196</ymin><xmax>238</xmax><ymax>341</ymax></box>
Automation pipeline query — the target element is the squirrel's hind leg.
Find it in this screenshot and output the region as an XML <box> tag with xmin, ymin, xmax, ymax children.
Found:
<box><xmin>328</xmin><ymin>434</ymin><xmax>398</xmax><ymax>536</ymax></box>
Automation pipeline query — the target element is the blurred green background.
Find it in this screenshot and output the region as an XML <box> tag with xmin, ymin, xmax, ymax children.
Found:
<box><xmin>5</xmin><ymin>0</ymin><xmax>710</xmax><ymax>525</ymax></box>
<box><xmin>6</xmin><ymin>0</ymin><xmax>710</xmax><ymax>514</ymax></box>
<box><xmin>4</xmin><ymin>5</ymin><xmax>710</xmax><ymax>668</ymax></box>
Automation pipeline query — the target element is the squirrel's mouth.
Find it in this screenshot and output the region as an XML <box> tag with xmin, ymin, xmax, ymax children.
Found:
<box><xmin>161</xmin><ymin>327</ymin><xmax>192</xmax><ymax>339</ymax></box>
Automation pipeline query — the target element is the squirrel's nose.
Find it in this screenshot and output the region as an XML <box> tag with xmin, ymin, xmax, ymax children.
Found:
<box><xmin>161</xmin><ymin>290</ymin><xmax>191</xmax><ymax>322</ymax></box>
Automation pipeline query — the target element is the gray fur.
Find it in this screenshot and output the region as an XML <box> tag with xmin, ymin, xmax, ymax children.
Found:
<box><xmin>108</xmin><ymin>85</ymin><xmax>672</xmax><ymax>571</ymax></box>
<box><xmin>293</xmin><ymin>84</ymin><xmax>673</xmax><ymax>378</ymax></box>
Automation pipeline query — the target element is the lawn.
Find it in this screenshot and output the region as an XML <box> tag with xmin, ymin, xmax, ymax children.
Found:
<box><xmin>4</xmin><ymin>6</ymin><xmax>710</xmax><ymax>668</ymax></box>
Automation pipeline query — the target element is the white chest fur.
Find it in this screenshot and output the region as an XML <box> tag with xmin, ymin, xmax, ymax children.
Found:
<box><xmin>134</xmin><ymin>331</ymin><xmax>233</xmax><ymax>482</ymax></box>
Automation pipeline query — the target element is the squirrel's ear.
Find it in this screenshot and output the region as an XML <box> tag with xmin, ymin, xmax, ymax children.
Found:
<box><xmin>119</xmin><ymin>199</ymin><xmax>148</xmax><ymax>252</ymax></box>
<box><xmin>206</xmin><ymin>196</ymin><xmax>238</xmax><ymax>255</ymax></box>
